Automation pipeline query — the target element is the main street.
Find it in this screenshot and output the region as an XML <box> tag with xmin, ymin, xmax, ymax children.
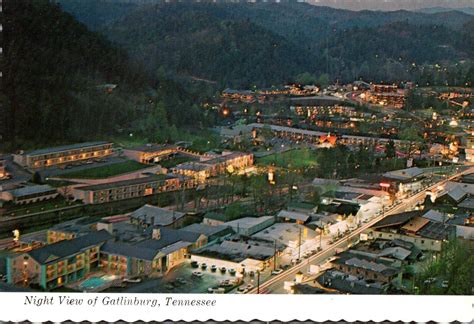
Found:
<box><xmin>247</xmin><ymin>166</ymin><xmax>474</xmax><ymax>294</ymax></box>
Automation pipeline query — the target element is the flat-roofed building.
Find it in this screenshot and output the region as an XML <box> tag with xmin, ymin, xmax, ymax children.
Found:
<box><xmin>13</xmin><ymin>142</ymin><xmax>113</xmax><ymax>169</ymax></box>
<box><xmin>129</xmin><ymin>204</ymin><xmax>187</xmax><ymax>228</ymax></box>
<box><xmin>123</xmin><ymin>144</ymin><xmax>178</xmax><ymax>164</ymax></box>
<box><xmin>72</xmin><ymin>174</ymin><xmax>181</xmax><ymax>204</ymax></box>
<box><xmin>0</xmin><ymin>185</ymin><xmax>58</xmax><ymax>205</ymax></box>
<box><xmin>224</xmin><ymin>216</ymin><xmax>275</xmax><ymax>236</ymax></box>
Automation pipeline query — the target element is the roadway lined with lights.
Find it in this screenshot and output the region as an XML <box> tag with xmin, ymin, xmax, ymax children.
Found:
<box><xmin>247</xmin><ymin>166</ymin><xmax>473</xmax><ymax>294</ymax></box>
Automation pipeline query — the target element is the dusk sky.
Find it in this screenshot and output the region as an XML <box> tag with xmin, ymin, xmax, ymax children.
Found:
<box><xmin>308</xmin><ymin>0</ymin><xmax>473</xmax><ymax>11</ymax></box>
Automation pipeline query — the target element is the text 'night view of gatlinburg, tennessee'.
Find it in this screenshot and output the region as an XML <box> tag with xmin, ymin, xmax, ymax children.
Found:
<box><xmin>1</xmin><ymin>0</ymin><xmax>473</xmax><ymax>296</ymax></box>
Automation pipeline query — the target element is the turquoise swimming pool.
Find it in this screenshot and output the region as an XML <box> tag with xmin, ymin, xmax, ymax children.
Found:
<box><xmin>79</xmin><ymin>275</ymin><xmax>116</xmax><ymax>290</ymax></box>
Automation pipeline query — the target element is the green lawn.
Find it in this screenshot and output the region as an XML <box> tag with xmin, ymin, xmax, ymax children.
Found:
<box><xmin>256</xmin><ymin>148</ymin><xmax>318</xmax><ymax>169</ymax></box>
<box><xmin>60</xmin><ymin>161</ymin><xmax>149</xmax><ymax>179</ymax></box>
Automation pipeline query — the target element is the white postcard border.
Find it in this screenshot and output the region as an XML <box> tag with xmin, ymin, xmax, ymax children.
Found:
<box><xmin>0</xmin><ymin>293</ymin><xmax>472</xmax><ymax>322</ymax></box>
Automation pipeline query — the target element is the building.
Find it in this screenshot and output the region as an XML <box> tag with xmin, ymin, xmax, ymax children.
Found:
<box><xmin>383</xmin><ymin>167</ymin><xmax>425</xmax><ymax>194</ymax></box>
<box><xmin>47</xmin><ymin>217</ymin><xmax>96</xmax><ymax>244</ymax></box>
<box><xmin>277</xmin><ymin>210</ymin><xmax>311</xmax><ymax>224</ymax></box>
<box><xmin>221</xmin><ymin>89</ymin><xmax>255</xmax><ymax>102</ymax></box>
<box><xmin>191</xmin><ymin>239</ymin><xmax>277</xmax><ymax>272</ymax></box>
<box><xmin>332</xmin><ymin>251</ymin><xmax>400</xmax><ymax>284</ymax></box>
<box><xmin>13</xmin><ymin>142</ymin><xmax>113</xmax><ymax>169</ymax></box>
<box><xmin>99</xmin><ymin>227</ymin><xmax>207</xmax><ymax>277</ymax></box>
<box><xmin>181</xmin><ymin>223</ymin><xmax>234</xmax><ymax>243</ymax></box>
<box><xmin>202</xmin><ymin>212</ymin><xmax>229</xmax><ymax>226</ymax></box>
<box><xmin>249</xmin><ymin>123</ymin><xmax>409</xmax><ymax>149</ymax></box>
<box><xmin>129</xmin><ymin>204</ymin><xmax>187</xmax><ymax>228</ymax></box>
<box><xmin>6</xmin><ymin>217</ymin><xmax>209</xmax><ymax>290</ymax></box>
<box><xmin>0</xmin><ymin>157</ymin><xmax>7</xmax><ymax>179</ymax></box>
<box><xmin>72</xmin><ymin>174</ymin><xmax>181</xmax><ymax>204</ymax></box>
<box><xmin>0</xmin><ymin>185</ymin><xmax>58</xmax><ymax>205</ymax></box>
<box><xmin>172</xmin><ymin>151</ymin><xmax>254</xmax><ymax>182</ymax></box>
<box><xmin>123</xmin><ymin>144</ymin><xmax>178</xmax><ymax>164</ymax></box>
<box><xmin>365</xmin><ymin>210</ymin><xmax>454</xmax><ymax>251</ymax></box>
<box><xmin>6</xmin><ymin>230</ymin><xmax>111</xmax><ymax>290</ymax></box>
<box><xmin>363</xmin><ymin>84</ymin><xmax>406</xmax><ymax>108</ymax></box>
<box><xmin>224</xmin><ymin>216</ymin><xmax>275</xmax><ymax>236</ymax></box>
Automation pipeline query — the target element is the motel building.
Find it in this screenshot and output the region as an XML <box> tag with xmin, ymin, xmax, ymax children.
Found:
<box><xmin>72</xmin><ymin>174</ymin><xmax>181</xmax><ymax>204</ymax></box>
<box><xmin>123</xmin><ymin>144</ymin><xmax>178</xmax><ymax>164</ymax></box>
<box><xmin>6</xmin><ymin>231</ymin><xmax>111</xmax><ymax>290</ymax></box>
<box><xmin>0</xmin><ymin>184</ymin><xmax>58</xmax><ymax>205</ymax></box>
<box><xmin>6</xmin><ymin>224</ymin><xmax>208</xmax><ymax>290</ymax></box>
<box><xmin>13</xmin><ymin>142</ymin><xmax>113</xmax><ymax>169</ymax></box>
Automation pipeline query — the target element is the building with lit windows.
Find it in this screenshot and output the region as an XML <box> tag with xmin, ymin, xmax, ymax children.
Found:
<box><xmin>363</xmin><ymin>84</ymin><xmax>406</xmax><ymax>108</ymax></box>
<box><xmin>0</xmin><ymin>185</ymin><xmax>58</xmax><ymax>205</ymax></box>
<box><xmin>72</xmin><ymin>174</ymin><xmax>182</xmax><ymax>204</ymax></box>
<box><xmin>13</xmin><ymin>142</ymin><xmax>113</xmax><ymax>169</ymax></box>
<box><xmin>0</xmin><ymin>157</ymin><xmax>7</xmax><ymax>179</ymax></box>
<box><xmin>123</xmin><ymin>144</ymin><xmax>178</xmax><ymax>164</ymax></box>
<box><xmin>6</xmin><ymin>230</ymin><xmax>111</xmax><ymax>290</ymax></box>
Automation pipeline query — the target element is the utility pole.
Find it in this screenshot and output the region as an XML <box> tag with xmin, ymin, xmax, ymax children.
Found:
<box><xmin>257</xmin><ymin>270</ymin><xmax>260</xmax><ymax>294</ymax></box>
<box><xmin>273</xmin><ymin>240</ymin><xmax>277</xmax><ymax>271</ymax></box>
<box><xmin>298</xmin><ymin>227</ymin><xmax>302</xmax><ymax>260</ymax></box>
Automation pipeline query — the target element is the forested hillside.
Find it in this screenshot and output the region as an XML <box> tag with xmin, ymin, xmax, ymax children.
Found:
<box><xmin>58</xmin><ymin>1</ymin><xmax>474</xmax><ymax>87</ymax></box>
<box><xmin>1</xmin><ymin>0</ymin><xmax>211</xmax><ymax>150</ymax></box>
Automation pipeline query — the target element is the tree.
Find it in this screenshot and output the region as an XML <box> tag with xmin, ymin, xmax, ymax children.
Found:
<box><xmin>385</xmin><ymin>140</ymin><xmax>396</xmax><ymax>158</ymax></box>
<box><xmin>416</xmin><ymin>238</ymin><xmax>474</xmax><ymax>295</ymax></box>
<box><xmin>399</xmin><ymin>126</ymin><xmax>423</xmax><ymax>159</ymax></box>
<box><xmin>295</xmin><ymin>72</ymin><xmax>317</xmax><ymax>85</ymax></box>
<box><xmin>31</xmin><ymin>172</ymin><xmax>43</xmax><ymax>184</ymax></box>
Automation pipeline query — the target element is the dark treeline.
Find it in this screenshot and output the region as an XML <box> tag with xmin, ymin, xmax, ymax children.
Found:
<box><xmin>0</xmin><ymin>0</ymin><xmax>214</xmax><ymax>151</ymax></box>
<box><xmin>59</xmin><ymin>2</ymin><xmax>474</xmax><ymax>87</ymax></box>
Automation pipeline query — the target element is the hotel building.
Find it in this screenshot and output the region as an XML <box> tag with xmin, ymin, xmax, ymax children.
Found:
<box><xmin>72</xmin><ymin>174</ymin><xmax>182</xmax><ymax>204</ymax></box>
<box><xmin>13</xmin><ymin>142</ymin><xmax>113</xmax><ymax>169</ymax></box>
<box><xmin>6</xmin><ymin>230</ymin><xmax>111</xmax><ymax>290</ymax></box>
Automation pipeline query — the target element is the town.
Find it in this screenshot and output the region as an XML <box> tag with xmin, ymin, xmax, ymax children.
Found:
<box><xmin>0</xmin><ymin>79</ymin><xmax>472</xmax><ymax>296</ymax></box>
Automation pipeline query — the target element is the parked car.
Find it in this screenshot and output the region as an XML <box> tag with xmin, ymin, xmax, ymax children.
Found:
<box><xmin>271</xmin><ymin>269</ymin><xmax>283</xmax><ymax>275</ymax></box>
<box><xmin>192</xmin><ymin>271</ymin><xmax>203</xmax><ymax>278</ymax></box>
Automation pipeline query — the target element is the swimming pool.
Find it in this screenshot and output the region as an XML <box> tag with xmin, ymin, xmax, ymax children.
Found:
<box><xmin>79</xmin><ymin>275</ymin><xmax>116</xmax><ymax>290</ymax></box>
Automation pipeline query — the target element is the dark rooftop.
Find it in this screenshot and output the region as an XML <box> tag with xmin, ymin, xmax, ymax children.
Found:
<box><xmin>371</xmin><ymin>210</ymin><xmax>422</xmax><ymax>229</ymax></box>
<box><xmin>77</xmin><ymin>174</ymin><xmax>173</xmax><ymax>191</ymax></box>
<box><xmin>23</xmin><ymin>142</ymin><xmax>111</xmax><ymax>157</ymax></box>
<box><xmin>125</xmin><ymin>144</ymin><xmax>177</xmax><ymax>153</ymax></box>
<box><xmin>101</xmin><ymin>241</ymin><xmax>159</xmax><ymax>261</ymax></box>
<box><xmin>27</xmin><ymin>230</ymin><xmax>111</xmax><ymax>264</ymax></box>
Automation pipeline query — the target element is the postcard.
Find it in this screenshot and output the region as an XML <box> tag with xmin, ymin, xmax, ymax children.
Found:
<box><xmin>0</xmin><ymin>0</ymin><xmax>473</xmax><ymax>322</ymax></box>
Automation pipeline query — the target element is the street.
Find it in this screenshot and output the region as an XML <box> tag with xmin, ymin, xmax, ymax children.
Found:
<box><xmin>247</xmin><ymin>166</ymin><xmax>474</xmax><ymax>294</ymax></box>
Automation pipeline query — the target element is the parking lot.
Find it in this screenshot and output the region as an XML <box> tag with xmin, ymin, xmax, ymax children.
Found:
<box><xmin>119</xmin><ymin>260</ymin><xmax>275</xmax><ymax>294</ymax></box>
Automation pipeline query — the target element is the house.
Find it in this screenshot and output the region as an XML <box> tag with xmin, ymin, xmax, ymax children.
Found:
<box><xmin>123</xmin><ymin>144</ymin><xmax>178</xmax><ymax>164</ymax></box>
<box><xmin>13</xmin><ymin>142</ymin><xmax>113</xmax><ymax>169</ymax></box>
<box><xmin>366</xmin><ymin>210</ymin><xmax>454</xmax><ymax>251</ymax></box>
<box><xmin>6</xmin><ymin>230</ymin><xmax>111</xmax><ymax>290</ymax></box>
<box><xmin>72</xmin><ymin>174</ymin><xmax>181</xmax><ymax>204</ymax></box>
<box><xmin>0</xmin><ymin>185</ymin><xmax>58</xmax><ymax>205</ymax></box>
<box><xmin>224</xmin><ymin>216</ymin><xmax>275</xmax><ymax>236</ymax></box>
<box><xmin>332</xmin><ymin>251</ymin><xmax>400</xmax><ymax>284</ymax></box>
<box><xmin>129</xmin><ymin>204</ymin><xmax>186</xmax><ymax>228</ymax></box>
<box><xmin>435</xmin><ymin>186</ymin><xmax>468</xmax><ymax>206</ymax></box>
<box><xmin>277</xmin><ymin>210</ymin><xmax>311</xmax><ymax>224</ymax></box>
